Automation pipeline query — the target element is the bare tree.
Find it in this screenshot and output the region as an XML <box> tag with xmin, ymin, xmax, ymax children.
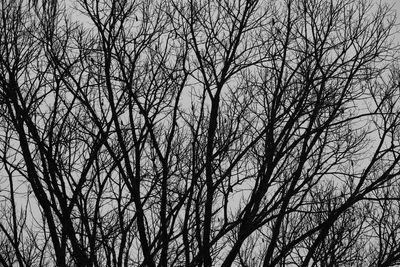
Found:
<box><xmin>0</xmin><ymin>0</ymin><xmax>399</xmax><ymax>266</ymax></box>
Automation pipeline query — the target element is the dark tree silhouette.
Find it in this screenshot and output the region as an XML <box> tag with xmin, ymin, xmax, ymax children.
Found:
<box><xmin>0</xmin><ymin>0</ymin><xmax>399</xmax><ymax>266</ymax></box>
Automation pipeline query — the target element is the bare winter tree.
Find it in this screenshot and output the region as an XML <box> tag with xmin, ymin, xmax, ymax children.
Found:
<box><xmin>0</xmin><ymin>0</ymin><xmax>400</xmax><ymax>266</ymax></box>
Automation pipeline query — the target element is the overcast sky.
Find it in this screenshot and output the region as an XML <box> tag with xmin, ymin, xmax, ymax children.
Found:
<box><xmin>387</xmin><ymin>0</ymin><xmax>400</xmax><ymax>23</ymax></box>
<box><xmin>382</xmin><ymin>0</ymin><xmax>400</xmax><ymax>48</ymax></box>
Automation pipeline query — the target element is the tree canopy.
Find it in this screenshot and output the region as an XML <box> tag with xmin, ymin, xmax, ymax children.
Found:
<box><xmin>0</xmin><ymin>0</ymin><xmax>400</xmax><ymax>266</ymax></box>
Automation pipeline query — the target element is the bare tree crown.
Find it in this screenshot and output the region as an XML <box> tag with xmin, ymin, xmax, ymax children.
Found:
<box><xmin>0</xmin><ymin>0</ymin><xmax>399</xmax><ymax>266</ymax></box>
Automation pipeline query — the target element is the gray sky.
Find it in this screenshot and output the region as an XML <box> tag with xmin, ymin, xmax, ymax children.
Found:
<box><xmin>387</xmin><ymin>0</ymin><xmax>400</xmax><ymax>21</ymax></box>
